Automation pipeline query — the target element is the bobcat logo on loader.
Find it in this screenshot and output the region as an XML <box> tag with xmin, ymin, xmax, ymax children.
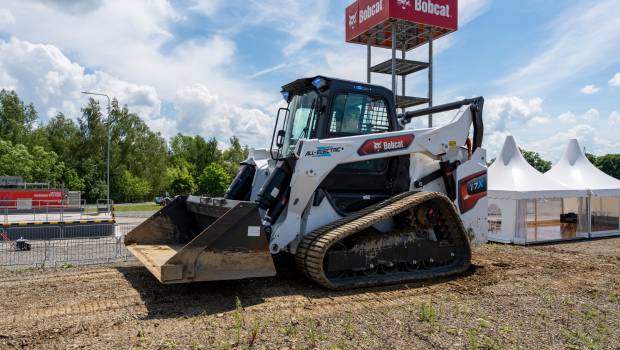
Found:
<box><xmin>397</xmin><ymin>0</ymin><xmax>412</xmax><ymax>9</ymax></box>
<box><xmin>348</xmin><ymin>14</ymin><xmax>357</xmax><ymax>29</ymax></box>
<box><xmin>373</xmin><ymin>142</ymin><xmax>383</xmax><ymax>151</ymax></box>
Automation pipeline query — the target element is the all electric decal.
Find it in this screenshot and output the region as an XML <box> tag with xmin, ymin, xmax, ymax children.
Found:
<box><xmin>306</xmin><ymin>146</ymin><xmax>345</xmax><ymax>158</ymax></box>
<box><xmin>357</xmin><ymin>134</ymin><xmax>414</xmax><ymax>156</ymax></box>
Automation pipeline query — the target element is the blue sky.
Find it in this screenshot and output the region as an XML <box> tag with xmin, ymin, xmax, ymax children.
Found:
<box><xmin>0</xmin><ymin>0</ymin><xmax>618</xmax><ymax>161</ymax></box>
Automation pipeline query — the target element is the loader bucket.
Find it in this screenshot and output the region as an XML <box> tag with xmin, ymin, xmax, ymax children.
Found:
<box><xmin>124</xmin><ymin>196</ymin><xmax>276</xmax><ymax>284</ymax></box>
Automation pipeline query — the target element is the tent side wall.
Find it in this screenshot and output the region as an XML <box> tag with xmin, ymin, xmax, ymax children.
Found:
<box><xmin>487</xmin><ymin>198</ymin><xmax>517</xmax><ymax>243</ymax></box>
<box><xmin>590</xmin><ymin>195</ymin><xmax>620</xmax><ymax>237</ymax></box>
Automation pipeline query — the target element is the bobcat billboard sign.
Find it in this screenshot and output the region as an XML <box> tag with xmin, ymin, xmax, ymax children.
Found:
<box><xmin>346</xmin><ymin>0</ymin><xmax>458</xmax><ymax>48</ymax></box>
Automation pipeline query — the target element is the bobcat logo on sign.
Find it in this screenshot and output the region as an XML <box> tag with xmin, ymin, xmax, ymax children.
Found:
<box><xmin>373</xmin><ymin>142</ymin><xmax>382</xmax><ymax>151</ymax></box>
<box><xmin>397</xmin><ymin>0</ymin><xmax>412</xmax><ymax>9</ymax></box>
<box><xmin>349</xmin><ymin>14</ymin><xmax>357</xmax><ymax>29</ymax></box>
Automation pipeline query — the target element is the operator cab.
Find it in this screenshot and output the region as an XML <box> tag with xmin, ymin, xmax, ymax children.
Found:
<box><xmin>273</xmin><ymin>76</ymin><xmax>410</xmax><ymax>215</ymax></box>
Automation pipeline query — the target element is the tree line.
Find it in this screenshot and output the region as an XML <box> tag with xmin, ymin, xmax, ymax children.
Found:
<box><xmin>1</xmin><ymin>89</ymin><xmax>619</xmax><ymax>203</ymax></box>
<box><xmin>0</xmin><ymin>89</ymin><xmax>247</xmax><ymax>203</ymax></box>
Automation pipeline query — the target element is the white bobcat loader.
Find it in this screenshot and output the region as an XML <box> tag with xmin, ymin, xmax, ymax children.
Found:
<box><xmin>125</xmin><ymin>76</ymin><xmax>488</xmax><ymax>289</ymax></box>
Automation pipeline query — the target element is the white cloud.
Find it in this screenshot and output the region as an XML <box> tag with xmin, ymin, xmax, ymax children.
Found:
<box><xmin>582</xmin><ymin>108</ymin><xmax>599</xmax><ymax>122</ymax></box>
<box><xmin>459</xmin><ymin>0</ymin><xmax>492</xmax><ymax>26</ymax></box>
<box><xmin>0</xmin><ymin>37</ymin><xmax>164</xmax><ymax>128</ymax></box>
<box><xmin>173</xmin><ymin>84</ymin><xmax>273</xmax><ymax>147</ymax></box>
<box><xmin>0</xmin><ymin>9</ymin><xmax>15</xmax><ymax>29</ymax></box>
<box><xmin>498</xmin><ymin>0</ymin><xmax>620</xmax><ymax>94</ymax></box>
<box><xmin>484</xmin><ymin>96</ymin><xmax>544</xmax><ymax>132</ymax></box>
<box><xmin>190</xmin><ymin>0</ymin><xmax>222</xmax><ymax>17</ymax></box>
<box><xmin>526</xmin><ymin>124</ymin><xmax>597</xmax><ymax>160</ymax></box>
<box><xmin>609</xmin><ymin>111</ymin><xmax>620</xmax><ymax>126</ymax></box>
<box><xmin>579</xmin><ymin>84</ymin><xmax>600</xmax><ymax>94</ymax></box>
<box><xmin>610</xmin><ymin>72</ymin><xmax>620</xmax><ymax>86</ymax></box>
<box><xmin>558</xmin><ymin>112</ymin><xmax>577</xmax><ymax>124</ymax></box>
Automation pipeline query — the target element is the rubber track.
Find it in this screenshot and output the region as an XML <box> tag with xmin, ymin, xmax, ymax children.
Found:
<box><xmin>295</xmin><ymin>191</ymin><xmax>471</xmax><ymax>290</ymax></box>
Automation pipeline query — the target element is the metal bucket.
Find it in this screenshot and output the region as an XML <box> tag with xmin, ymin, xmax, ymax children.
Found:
<box><xmin>124</xmin><ymin>196</ymin><xmax>276</xmax><ymax>284</ymax></box>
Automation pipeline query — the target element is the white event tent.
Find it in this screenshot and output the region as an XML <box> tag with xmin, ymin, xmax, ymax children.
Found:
<box><xmin>487</xmin><ymin>136</ymin><xmax>589</xmax><ymax>244</ymax></box>
<box><xmin>544</xmin><ymin>139</ymin><xmax>620</xmax><ymax>237</ymax></box>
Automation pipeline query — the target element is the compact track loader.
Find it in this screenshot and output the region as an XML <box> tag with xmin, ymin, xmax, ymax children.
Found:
<box><xmin>125</xmin><ymin>76</ymin><xmax>488</xmax><ymax>290</ymax></box>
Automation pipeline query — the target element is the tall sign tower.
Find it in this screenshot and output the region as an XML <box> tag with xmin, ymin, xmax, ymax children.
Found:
<box><xmin>346</xmin><ymin>0</ymin><xmax>458</xmax><ymax>126</ymax></box>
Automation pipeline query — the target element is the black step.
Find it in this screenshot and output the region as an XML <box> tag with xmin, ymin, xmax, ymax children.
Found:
<box><xmin>370</xmin><ymin>58</ymin><xmax>429</xmax><ymax>76</ymax></box>
<box><xmin>396</xmin><ymin>96</ymin><xmax>429</xmax><ymax>109</ymax></box>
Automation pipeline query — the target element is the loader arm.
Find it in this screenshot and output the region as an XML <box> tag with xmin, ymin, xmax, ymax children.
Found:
<box><xmin>269</xmin><ymin>102</ymin><xmax>480</xmax><ymax>254</ymax></box>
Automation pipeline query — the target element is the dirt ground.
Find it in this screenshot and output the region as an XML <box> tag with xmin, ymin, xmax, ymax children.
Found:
<box><xmin>1</xmin><ymin>239</ymin><xmax>619</xmax><ymax>350</ymax></box>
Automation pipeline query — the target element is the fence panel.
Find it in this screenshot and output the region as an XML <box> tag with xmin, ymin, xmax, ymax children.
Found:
<box><xmin>0</xmin><ymin>223</ymin><xmax>139</xmax><ymax>268</ymax></box>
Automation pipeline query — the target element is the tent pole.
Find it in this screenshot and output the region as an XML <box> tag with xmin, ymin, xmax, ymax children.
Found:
<box><xmin>534</xmin><ymin>200</ymin><xmax>538</xmax><ymax>242</ymax></box>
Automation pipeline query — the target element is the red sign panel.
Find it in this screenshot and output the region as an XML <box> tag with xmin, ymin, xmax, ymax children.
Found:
<box><xmin>346</xmin><ymin>0</ymin><xmax>458</xmax><ymax>44</ymax></box>
<box><xmin>0</xmin><ymin>189</ymin><xmax>65</xmax><ymax>208</ymax></box>
<box><xmin>358</xmin><ymin>134</ymin><xmax>414</xmax><ymax>156</ymax></box>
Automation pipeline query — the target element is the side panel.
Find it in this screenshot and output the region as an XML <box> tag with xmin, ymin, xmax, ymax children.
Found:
<box><xmin>455</xmin><ymin>148</ymin><xmax>488</xmax><ymax>245</ymax></box>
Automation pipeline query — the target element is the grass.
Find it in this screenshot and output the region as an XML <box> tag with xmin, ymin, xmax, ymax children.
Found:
<box><xmin>113</xmin><ymin>203</ymin><xmax>160</xmax><ymax>212</ymax></box>
<box><xmin>418</xmin><ymin>300</ymin><xmax>437</xmax><ymax>325</ymax></box>
<box><xmin>234</xmin><ymin>297</ymin><xmax>244</xmax><ymax>345</ymax></box>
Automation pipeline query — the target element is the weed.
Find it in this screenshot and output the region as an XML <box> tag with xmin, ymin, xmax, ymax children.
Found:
<box><xmin>562</xmin><ymin>329</ymin><xmax>596</xmax><ymax>350</ymax></box>
<box><xmin>221</xmin><ymin>341</ymin><xmax>231</xmax><ymax>350</ymax></box>
<box><xmin>248</xmin><ymin>318</ymin><xmax>261</xmax><ymax>349</ymax></box>
<box><xmin>478</xmin><ymin>318</ymin><xmax>491</xmax><ymax>328</ymax></box>
<box><xmin>306</xmin><ymin>319</ymin><xmax>325</xmax><ymax>347</ymax></box>
<box><xmin>467</xmin><ymin>329</ymin><xmax>503</xmax><ymax>350</ymax></box>
<box><xmin>331</xmin><ymin>340</ymin><xmax>348</xmax><ymax>350</ymax></box>
<box><xmin>344</xmin><ymin>313</ymin><xmax>354</xmax><ymax>338</ymax></box>
<box><xmin>61</xmin><ymin>262</ymin><xmax>74</xmax><ymax>269</ymax></box>
<box><xmin>234</xmin><ymin>296</ymin><xmax>244</xmax><ymax>344</ymax></box>
<box><xmin>284</xmin><ymin>322</ymin><xmax>297</xmax><ymax>337</ymax></box>
<box><xmin>467</xmin><ymin>329</ymin><xmax>479</xmax><ymax>349</ymax></box>
<box><xmin>161</xmin><ymin>339</ymin><xmax>177</xmax><ymax>349</ymax></box>
<box><xmin>499</xmin><ymin>325</ymin><xmax>513</xmax><ymax>334</ymax></box>
<box><xmin>418</xmin><ymin>300</ymin><xmax>437</xmax><ymax>325</ymax></box>
<box><xmin>581</xmin><ymin>307</ymin><xmax>600</xmax><ymax>320</ymax></box>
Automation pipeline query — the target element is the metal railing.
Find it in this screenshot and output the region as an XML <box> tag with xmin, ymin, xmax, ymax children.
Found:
<box><xmin>0</xmin><ymin>199</ymin><xmax>113</xmax><ymax>224</ymax></box>
<box><xmin>0</xmin><ymin>223</ymin><xmax>139</xmax><ymax>268</ymax></box>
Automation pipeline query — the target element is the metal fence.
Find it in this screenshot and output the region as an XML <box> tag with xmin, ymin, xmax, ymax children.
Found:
<box><xmin>0</xmin><ymin>223</ymin><xmax>139</xmax><ymax>268</ymax></box>
<box><xmin>0</xmin><ymin>199</ymin><xmax>113</xmax><ymax>224</ymax></box>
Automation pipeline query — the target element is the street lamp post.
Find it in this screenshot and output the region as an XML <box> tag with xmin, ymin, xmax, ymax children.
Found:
<box><xmin>82</xmin><ymin>91</ymin><xmax>111</xmax><ymax>209</ymax></box>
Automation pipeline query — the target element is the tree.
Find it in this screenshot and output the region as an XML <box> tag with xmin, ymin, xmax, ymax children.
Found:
<box><xmin>520</xmin><ymin>149</ymin><xmax>552</xmax><ymax>173</ymax></box>
<box><xmin>595</xmin><ymin>154</ymin><xmax>620</xmax><ymax>180</ymax></box>
<box><xmin>0</xmin><ymin>140</ymin><xmax>34</xmax><ymax>180</ymax></box>
<box><xmin>117</xmin><ymin>170</ymin><xmax>152</xmax><ymax>202</ymax></box>
<box><xmin>198</xmin><ymin>163</ymin><xmax>231</xmax><ymax>197</ymax></box>
<box><xmin>62</xmin><ymin>168</ymin><xmax>86</xmax><ymax>192</ymax></box>
<box><xmin>0</xmin><ymin>89</ymin><xmax>38</xmax><ymax>145</ymax></box>
<box><xmin>166</xmin><ymin>167</ymin><xmax>197</xmax><ymax>195</ymax></box>
<box><xmin>222</xmin><ymin>136</ymin><xmax>249</xmax><ymax>177</ymax></box>
<box><xmin>170</xmin><ymin>134</ymin><xmax>221</xmax><ymax>177</ymax></box>
<box><xmin>41</xmin><ymin>113</ymin><xmax>81</xmax><ymax>165</ymax></box>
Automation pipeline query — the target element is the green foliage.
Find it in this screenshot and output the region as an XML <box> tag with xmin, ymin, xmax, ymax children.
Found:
<box><xmin>118</xmin><ymin>170</ymin><xmax>152</xmax><ymax>203</ymax></box>
<box><xmin>0</xmin><ymin>90</ymin><xmax>250</xmax><ymax>203</ymax></box>
<box><xmin>167</xmin><ymin>167</ymin><xmax>197</xmax><ymax>196</ymax></box>
<box><xmin>62</xmin><ymin>168</ymin><xmax>86</xmax><ymax>192</ymax></box>
<box><xmin>0</xmin><ymin>140</ymin><xmax>64</xmax><ymax>185</ymax></box>
<box><xmin>198</xmin><ymin>163</ymin><xmax>232</xmax><ymax>197</ymax></box>
<box><xmin>520</xmin><ymin>148</ymin><xmax>552</xmax><ymax>173</ymax></box>
<box><xmin>222</xmin><ymin>136</ymin><xmax>249</xmax><ymax>177</ymax></box>
<box><xmin>0</xmin><ymin>89</ymin><xmax>38</xmax><ymax>145</ymax></box>
<box><xmin>594</xmin><ymin>154</ymin><xmax>620</xmax><ymax>180</ymax></box>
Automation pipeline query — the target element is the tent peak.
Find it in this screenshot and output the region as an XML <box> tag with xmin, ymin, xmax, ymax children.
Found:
<box><xmin>564</xmin><ymin>139</ymin><xmax>584</xmax><ymax>166</ymax></box>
